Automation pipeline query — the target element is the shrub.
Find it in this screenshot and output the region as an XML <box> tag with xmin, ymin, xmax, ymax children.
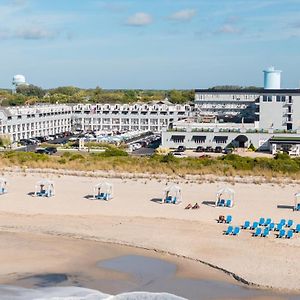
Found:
<box><xmin>160</xmin><ymin>153</ymin><xmax>178</xmax><ymax>163</ymax></box>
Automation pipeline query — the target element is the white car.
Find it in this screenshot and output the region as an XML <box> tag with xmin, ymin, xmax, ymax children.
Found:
<box><xmin>172</xmin><ymin>152</ymin><xmax>187</xmax><ymax>158</ymax></box>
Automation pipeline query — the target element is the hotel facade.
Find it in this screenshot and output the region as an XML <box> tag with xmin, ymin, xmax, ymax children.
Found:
<box><xmin>162</xmin><ymin>88</ymin><xmax>300</xmax><ymax>154</ymax></box>
<box><xmin>0</xmin><ymin>102</ymin><xmax>193</xmax><ymax>142</ymax></box>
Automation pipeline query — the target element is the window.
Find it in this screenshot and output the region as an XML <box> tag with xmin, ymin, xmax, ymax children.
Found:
<box><xmin>171</xmin><ymin>135</ymin><xmax>185</xmax><ymax>143</ymax></box>
<box><xmin>214</xmin><ymin>136</ymin><xmax>228</xmax><ymax>144</ymax></box>
<box><xmin>276</xmin><ymin>95</ymin><xmax>286</xmax><ymax>102</ymax></box>
<box><xmin>263</xmin><ymin>95</ymin><xmax>272</xmax><ymax>102</ymax></box>
<box><xmin>192</xmin><ymin>136</ymin><xmax>206</xmax><ymax>144</ymax></box>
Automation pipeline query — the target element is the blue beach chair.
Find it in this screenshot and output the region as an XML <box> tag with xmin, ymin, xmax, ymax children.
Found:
<box><xmin>251</xmin><ymin>222</ymin><xmax>259</xmax><ymax>230</ymax></box>
<box><xmin>286</xmin><ymin>230</ymin><xmax>294</xmax><ymax>239</ymax></box>
<box><xmin>226</xmin><ymin>199</ymin><xmax>232</xmax><ymax>207</ymax></box>
<box><xmin>219</xmin><ymin>199</ymin><xmax>225</xmax><ymax>207</ymax></box>
<box><xmin>264</xmin><ymin>218</ymin><xmax>272</xmax><ymax>226</ymax></box>
<box><xmin>287</xmin><ymin>220</ymin><xmax>293</xmax><ymax>228</ymax></box>
<box><xmin>232</xmin><ymin>227</ymin><xmax>240</xmax><ymax>236</ymax></box>
<box><xmin>275</xmin><ymin>223</ymin><xmax>283</xmax><ymax>232</ymax></box>
<box><xmin>242</xmin><ymin>220</ymin><xmax>250</xmax><ymax>229</ymax></box>
<box><xmin>225</xmin><ymin>215</ymin><xmax>232</xmax><ymax>224</ymax></box>
<box><xmin>165</xmin><ymin>196</ymin><xmax>172</xmax><ymax>203</ymax></box>
<box><xmin>259</xmin><ymin>218</ymin><xmax>265</xmax><ymax>226</ymax></box>
<box><xmin>278</xmin><ymin>229</ymin><xmax>286</xmax><ymax>238</ymax></box>
<box><xmin>268</xmin><ymin>223</ymin><xmax>275</xmax><ymax>231</ymax></box>
<box><xmin>261</xmin><ymin>228</ymin><xmax>270</xmax><ymax>237</ymax></box>
<box><xmin>253</xmin><ymin>227</ymin><xmax>262</xmax><ymax>237</ymax></box>
<box><xmin>294</xmin><ymin>203</ymin><xmax>300</xmax><ymax>211</ymax></box>
<box><xmin>279</xmin><ymin>219</ymin><xmax>286</xmax><ymax>226</ymax></box>
<box><xmin>294</xmin><ymin>224</ymin><xmax>300</xmax><ymax>233</ymax></box>
<box><xmin>225</xmin><ymin>226</ymin><xmax>233</xmax><ymax>235</ymax></box>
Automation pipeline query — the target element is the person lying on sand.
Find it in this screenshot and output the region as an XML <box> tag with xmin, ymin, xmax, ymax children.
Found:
<box><xmin>185</xmin><ymin>204</ymin><xmax>192</xmax><ymax>209</ymax></box>
<box><xmin>218</xmin><ymin>215</ymin><xmax>225</xmax><ymax>223</ymax></box>
<box><xmin>192</xmin><ymin>203</ymin><xmax>200</xmax><ymax>209</ymax></box>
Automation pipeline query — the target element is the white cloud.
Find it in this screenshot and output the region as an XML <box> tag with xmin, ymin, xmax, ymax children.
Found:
<box><xmin>15</xmin><ymin>26</ymin><xmax>57</xmax><ymax>40</ymax></box>
<box><xmin>216</xmin><ymin>24</ymin><xmax>241</xmax><ymax>34</ymax></box>
<box><xmin>126</xmin><ymin>12</ymin><xmax>153</xmax><ymax>26</ymax></box>
<box><xmin>169</xmin><ymin>9</ymin><xmax>197</xmax><ymax>22</ymax></box>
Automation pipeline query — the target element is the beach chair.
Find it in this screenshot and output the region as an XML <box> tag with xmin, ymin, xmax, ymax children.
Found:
<box><xmin>294</xmin><ymin>224</ymin><xmax>300</xmax><ymax>233</ymax></box>
<box><xmin>295</xmin><ymin>203</ymin><xmax>300</xmax><ymax>211</ymax></box>
<box><xmin>219</xmin><ymin>199</ymin><xmax>225</xmax><ymax>207</ymax></box>
<box><xmin>279</xmin><ymin>219</ymin><xmax>286</xmax><ymax>226</ymax></box>
<box><xmin>286</xmin><ymin>230</ymin><xmax>294</xmax><ymax>239</ymax></box>
<box><xmin>259</xmin><ymin>217</ymin><xmax>265</xmax><ymax>226</ymax></box>
<box><xmin>253</xmin><ymin>227</ymin><xmax>262</xmax><ymax>237</ymax></box>
<box><xmin>264</xmin><ymin>218</ymin><xmax>272</xmax><ymax>226</ymax></box>
<box><xmin>165</xmin><ymin>196</ymin><xmax>172</xmax><ymax>203</ymax></box>
<box><xmin>287</xmin><ymin>219</ymin><xmax>293</xmax><ymax>228</ymax></box>
<box><xmin>261</xmin><ymin>228</ymin><xmax>270</xmax><ymax>238</ymax></box>
<box><xmin>172</xmin><ymin>197</ymin><xmax>177</xmax><ymax>204</ymax></box>
<box><xmin>278</xmin><ymin>229</ymin><xmax>286</xmax><ymax>238</ymax></box>
<box><xmin>225</xmin><ymin>199</ymin><xmax>232</xmax><ymax>207</ymax></box>
<box><xmin>268</xmin><ymin>223</ymin><xmax>275</xmax><ymax>231</ymax></box>
<box><xmin>232</xmin><ymin>227</ymin><xmax>240</xmax><ymax>236</ymax></box>
<box><xmin>225</xmin><ymin>226</ymin><xmax>233</xmax><ymax>235</ymax></box>
<box><xmin>275</xmin><ymin>223</ymin><xmax>283</xmax><ymax>231</ymax></box>
<box><xmin>242</xmin><ymin>220</ymin><xmax>250</xmax><ymax>229</ymax></box>
<box><xmin>96</xmin><ymin>192</ymin><xmax>104</xmax><ymax>200</ymax></box>
<box><xmin>225</xmin><ymin>215</ymin><xmax>232</xmax><ymax>224</ymax></box>
<box><xmin>251</xmin><ymin>222</ymin><xmax>259</xmax><ymax>230</ymax></box>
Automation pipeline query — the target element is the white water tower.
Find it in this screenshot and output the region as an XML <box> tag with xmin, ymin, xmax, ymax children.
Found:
<box><xmin>12</xmin><ymin>74</ymin><xmax>27</xmax><ymax>93</ymax></box>
<box><xmin>263</xmin><ymin>67</ymin><xmax>281</xmax><ymax>90</ymax></box>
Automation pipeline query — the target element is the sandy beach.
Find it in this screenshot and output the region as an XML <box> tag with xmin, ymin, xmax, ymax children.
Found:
<box><xmin>0</xmin><ymin>170</ymin><xmax>300</xmax><ymax>295</ymax></box>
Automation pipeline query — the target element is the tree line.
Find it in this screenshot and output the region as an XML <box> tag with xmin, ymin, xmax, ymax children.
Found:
<box><xmin>0</xmin><ymin>85</ymin><xmax>195</xmax><ymax>106</ymax></box>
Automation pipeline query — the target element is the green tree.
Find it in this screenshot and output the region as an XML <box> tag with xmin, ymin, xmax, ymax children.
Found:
<box><xmin>16</xmin><ymin>84</ymin><xmax>45</xmax><ymax>98</ymax></box>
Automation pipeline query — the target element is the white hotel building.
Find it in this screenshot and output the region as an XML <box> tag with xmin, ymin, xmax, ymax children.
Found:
<box><xmin>0</xmin><ymin>102</ymin><xmax>193</xmax><ymax>142</ymax></box>
<box><xmin>162</xmin><ymin>68</ymin><xmax>300</xmax><ymax>153</ymax></box>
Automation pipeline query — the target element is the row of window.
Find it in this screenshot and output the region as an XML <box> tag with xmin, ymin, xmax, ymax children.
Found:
<box><xmin>262</xmin><ymin>95</ymin><xmax>293</xmax><ymax>102</ymax></box>
<box><xmin>171</xmin><ymin>136</ymin><xmax>228</xmax><ymax>144</ymax></box>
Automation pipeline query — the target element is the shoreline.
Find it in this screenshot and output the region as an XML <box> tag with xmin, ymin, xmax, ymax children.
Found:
<box><xmin>0</xmin><ymin>226</ymin><xmax>258</xmax><ymax>290</ymax></box>
<box><xmin>0</xmin><ymin>171</ymin><xmax>299</xmax><ymax>293</ymax></box>
<box><xmin>0</xmin><ymin>216</ymin><xmax>297</xmax><ymax>295</ymax></box>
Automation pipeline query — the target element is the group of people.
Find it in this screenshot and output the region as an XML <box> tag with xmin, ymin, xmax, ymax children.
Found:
<box><xmin>185</xmin><ymin>203</ymin><xmax>200</xmax><ymax>210</ymax></box>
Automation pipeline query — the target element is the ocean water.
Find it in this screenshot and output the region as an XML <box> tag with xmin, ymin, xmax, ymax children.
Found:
<box><xmin>0</xmin><ymin>286</ymin><xmax>186</xmax><ymax>300</ymax></box>
<box><xmin>2</xmin><ymin>255</ymin><xmax>300</xmax><ymax>300</ymax></box>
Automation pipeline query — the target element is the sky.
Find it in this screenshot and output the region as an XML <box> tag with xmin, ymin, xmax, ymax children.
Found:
<box><xmin>1</xmin><ymin>0</ymin><xmax>300</xmax><ymax>89</ymax></box>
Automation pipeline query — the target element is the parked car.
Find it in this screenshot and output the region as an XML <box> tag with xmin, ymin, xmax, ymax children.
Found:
<box><xmin>35</xmin><ymin>148</ymin><xmax>47</xmax><ymax>154</ymax></box>
<box><xmin>215</xmin><ymin>146</ymin><xmax>223</xmax><ymax>153</ymax></box>
<box><xmin>195</xmin><ymin>146</ymin><xmax>205</xmax><ymax>152</ymax></box>
<box><xmin>223</xmin><ymin>148</ymin><xmax>233</xmax><ymax>154</ymax></box>
<box><xmin>205</xmin><ymin>146</ymin><xmax>214</xmax><ymax>152</ymax></box>
<box><xmin>172</xmin><ymin>152</ymin><xmax>187</xmax><ymax>158</ymax></box>
<box><xmin>177</xmin><ymin>145</ymin><xmax>186</xmax><ymax>152</ymax></box>
<box><xmin>45</xmin><ymin>147</ymin><xmax>57</xmax><ymax>154</ymax></box>
<box><xmin>27</xmin><ymin>138</ymin><xmax>36</xmax><ymax>144</ymax></box>
<box><xmin>20</xmin><ymin>139</ymin><xmax>35</xmax><ymax>145</ymax></box>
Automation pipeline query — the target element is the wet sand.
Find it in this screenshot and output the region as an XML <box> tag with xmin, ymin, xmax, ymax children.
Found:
<box><xmin>0</xmin><ymin>231</ymin><xmax>298</xmax><ymax>300</ymax></box>
<box><xmin>0</xmin><ymin>172</ymin><xmax>300</xmax><ymax>294</ymax></box>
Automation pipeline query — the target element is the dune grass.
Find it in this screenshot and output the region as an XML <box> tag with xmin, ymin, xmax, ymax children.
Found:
<box><xmin>1</xmin><ymin>150</ymin><xmax>300</xmax><ymax>179</ymax></box>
